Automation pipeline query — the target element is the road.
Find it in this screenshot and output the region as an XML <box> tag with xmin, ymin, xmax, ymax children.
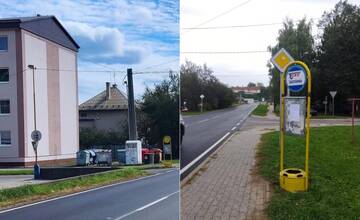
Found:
<box><xmin>0</xmin><ymin>169</ymin><xmax>179</xmax><ymax>220</ymax></box>
<box><xmin>180</xmin><ymin>104</ymin><xmax>257</xmax><ymax>177</ymax></box>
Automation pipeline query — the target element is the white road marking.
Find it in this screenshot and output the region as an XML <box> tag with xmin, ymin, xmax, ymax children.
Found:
<box><xmin>0</xmin><ymin>171</ymin><xmax>170</xmax><ymax>214</ymax></box>
<box><xmin>180</xmin><ymin>132</ymin><xmax>230</xmax><ymax>175</ymax></box>
<box><xmin>114</xmin><ymin>191</ymin><xmax>179</xmax><ymax>220</ymax></box>
<box><xmin>181</xmin><ymin>104</ymin><xmax>258</xmax><ymax>176</ymax></box>
<box><xmin>198</xmin><ymin>119</ymin><xmax>209</xmax><ymax>123</ymax></box>
<box><xmin>236</xmin><ymin>123</ymin><xmax>240</xmax><ymax>126</ymax></box>
<box><xmin>231</xmin><ymin>127</ymin><xmax>236</xmax><ymax>131</ymax></box>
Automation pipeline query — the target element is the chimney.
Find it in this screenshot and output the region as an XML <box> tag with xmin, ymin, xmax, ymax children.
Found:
<box><xmin>106</xmin><ymin>82</ymin><xmax>111</xmax><ymax>100</ymax></box>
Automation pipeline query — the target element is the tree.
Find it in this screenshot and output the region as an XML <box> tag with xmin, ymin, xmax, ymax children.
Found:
<box><xmin>247</xmin><ymin>82</ymin><xmax>256</xmax><ymax>87</ymax></box>
<box><xmin>181</xmin><ymin>60</ymin><xmax>236</xmax><ymax>111</ymax></box>
<box><xmin>268</xmin><ymin>18</ymin><xmax>315</xmax><ymax>109</ymax></box>
<box><xmin>140</xmin><ymin>72</ymin><xmax>179</xmax><ymax>158</ymax></box>
<box><xmin>316</xmin><ymin>1</ymin><xmax>360</xmax><ymax>114</ymax></box>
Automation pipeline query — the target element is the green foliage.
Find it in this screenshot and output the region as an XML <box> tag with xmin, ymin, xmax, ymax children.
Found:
<box><xmin>140</xmin><ymin>72</ymin><xmax>179</xmax><ymax>159</ymax></box>
<box><xmin>316</xmin><ymin>1</ymin><xmax>360</xmax><ymax>113</ymax></box>
<box><xmin>268</xmin><ymin>18</ymin><xmax>315</xmax><ymax>109</ymax></box>
<box><xmin>258</xmin><ymin>126</ymin><xmax>360</xmax><ymax>219</ymax></box>
<box><xmin>252</xmin><ymin>104</ymin><xmax>269</xmax><ymax>116</ymax></box>
<box><xmin>0</xmin><ymin>169</ymin><xmax>33</xmax><ymax>175</ymax></box>
<box><xmin>180</xmin><ymin>60</ymin><xmax>236</xmax><ymax>111</ymax></box>
<box><xmin>79</xmin><ymin>128</ymin><xmax>127</xmax><ymax>149</ymax></box>
<box><xmin>0</xmin><ymin>168</ymin><xmax>146</xmax><ymax>207</ymax></box>
<box><xmin>269</xmin><ymin>1</ymin><xmax>360</xmax><ymax>115</ymax></box>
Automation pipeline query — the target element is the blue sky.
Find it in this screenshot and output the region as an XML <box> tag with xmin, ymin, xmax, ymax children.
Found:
<box><xmin>0</xmin><ymin>0</ymin><xmax>179</xmax><ymax>102</ymax></box>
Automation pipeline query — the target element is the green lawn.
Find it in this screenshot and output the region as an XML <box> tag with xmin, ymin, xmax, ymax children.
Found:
<box><xmin>0</xmin><ymin>168</ymin><xmax>146</xmax><ymax>208</ymax></box>
<box><xmin>0</xmin><ymin>169</ymin><xmax>33</xmax><ymax>175</ymax></box>
<box><xmin>258</xmin><ymin>126</ymin><xmax>360</xmax><ymax>220</ymax></box>
<box><xmin>252</xmin><ymin>104</ymin><xmax>269</xmax><ymax>116</ymax></box>
<box><xmin>312</xmin><ymin>114</ymin><xmax>351</xmax><ymax>119</ymax></box>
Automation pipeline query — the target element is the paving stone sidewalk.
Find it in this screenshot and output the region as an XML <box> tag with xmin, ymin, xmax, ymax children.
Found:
<box><xmin>181</xmin><ymin>119</ymin><xmax>276</xmax><ymax>220</ymax></box>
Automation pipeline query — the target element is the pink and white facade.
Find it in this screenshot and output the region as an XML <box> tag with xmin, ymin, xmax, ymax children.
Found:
<box><xmin>0</xmin><ymin>16</ymin><xmax>79</xmax><ymax>166</ymax></box>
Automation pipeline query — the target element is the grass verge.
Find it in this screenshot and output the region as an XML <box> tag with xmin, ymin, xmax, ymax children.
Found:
<box><xmin>0</xmin><ymin>168</ymin><xmax>147</xmax><ymax>209</ymax></box>
<box><xmin>252</xmin><ymin>104</ymin><xmax>269</xmax><ymax>116</ymax></box>
<box><xmin>258</xmin><ymin>126</ymin><xmax>360</xmax><ymax>219</ymax></box>
<box><xmin>0</xmin><ymin>169</ymin><xmax>33</xmax><ymax>175</ymax></box>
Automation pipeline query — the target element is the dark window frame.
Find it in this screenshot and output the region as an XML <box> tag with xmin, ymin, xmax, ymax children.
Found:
<box><xmin>0</xmin><ymin>100</ymin><xmax>10</xmax><ymax>114</ymax></box>
<box><xmin>0</xmin><ymin>68</ymin><xmax>9</xmax><ymax>82</ymax></box>
<box><xmin>0</xmin><ymin>36</ymin><xmax>8</xmax><ymax>52</ymax></box>
<box><xmin>0</xmin><ymin>130</ymin><xmax>11</xmax><ymax>146</ymax></box>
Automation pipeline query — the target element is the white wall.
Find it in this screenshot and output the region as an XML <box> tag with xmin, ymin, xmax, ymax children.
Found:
<box><xmin>59</xmin><ymin>48</ymin><xmax>78</xmax><ymax>155</ymax></box>
<box><xmin>23</xmin><ymin>32</ymin><xmax>50</xmax><ymax>158</ymax></box>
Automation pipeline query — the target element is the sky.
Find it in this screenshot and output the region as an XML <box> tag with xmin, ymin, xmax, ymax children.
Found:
<box><xmin>181</xmin><ymin>0</ymin><xmax>359</xmax><ymax>88</ymax></box>
<box><xmin>0</xmin><ymin>0</ymin><xmax>179</xmax><ymax>102</ymax></box>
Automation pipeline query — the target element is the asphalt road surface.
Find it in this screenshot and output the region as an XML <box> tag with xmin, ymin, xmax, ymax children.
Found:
<box><xmin>0</xmin><ymin>169</ymin><xmax>179</xmax><ymax>220</ymax></box>
<box><xmin>181</xmin><ymin>104</ymin><xmax>257</xmax><ymax>174</ymax></box>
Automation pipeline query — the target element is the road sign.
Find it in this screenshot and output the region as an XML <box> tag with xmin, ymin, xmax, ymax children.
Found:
<box><xmin>271</xmin><ymin>48</ymin><xmax>294</xmax><ymax>72</ymax></box>
<box><xmin>330</xmin><ymin>91</ymin><xmax>337</xmax><ymax>98</ymax></box>
<box><xmin>31</xmin><ymin>130</ymin><xmax>42</xmax><ymax>142</ymax></box>
<box><xmin>286</xmin><ymin>64</ymin><xmax>306</xmax><ymax>92</ymax></box>
<box><xmin>163</xmin><ymin>135</ymin><xmax>172</xmax><ymax>155</ymax></box>
<box><xmin>163</xmin><ymin>135</ymin><xmax>171</xmax><ymax>144</ymax></box>
<box><xmin>330</xmin><ymin>91</ymin><xmax>337</xmax><ymax>116</ymax></box>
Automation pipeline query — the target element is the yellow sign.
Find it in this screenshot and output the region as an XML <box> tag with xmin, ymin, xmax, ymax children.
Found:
<box><xmin>271</xmin><ymin>48</ymin><xmax>294</xmax><ymax>72</ymax></box>
<box><xmin>163</xmin><ymin>135</ymin><xmax>171</xmax><ymax>144</ymax></box>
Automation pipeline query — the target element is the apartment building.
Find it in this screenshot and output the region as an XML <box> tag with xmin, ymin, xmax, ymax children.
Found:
<box><xmin>0</xmin><ymin>15</ymin><xmax>79</xmax><ymax>166</ymax></box>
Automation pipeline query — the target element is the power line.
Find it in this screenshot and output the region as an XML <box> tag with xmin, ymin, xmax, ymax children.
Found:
<box><xmin>181</xmin><ymin>50</ymin><xmax>269</xmax><ymax>54</ymax></box>
<box><xmin>182</xmin><ymin>22</ymin><xmax>283</xmax><ymax>30</ymax></box>
<box><xmin>135</xmin><ymin>58</ymin><xmax>179</xmax><ymax>72</ymax></box>
<box><xmin>182</xmin><ymin>0</ymin><xmax>253</xmax><ymax>35</ymax></box>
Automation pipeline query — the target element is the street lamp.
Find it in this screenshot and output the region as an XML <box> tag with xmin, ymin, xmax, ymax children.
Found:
<box><xmin>200</xmin><ymin>94</ymin><xmax>205</xmax><ymax>112</ymax></box>
<box><xmin>28</xmin><ymin>65</ymin><xmax>41</xmax><ymax>179</ymax></box>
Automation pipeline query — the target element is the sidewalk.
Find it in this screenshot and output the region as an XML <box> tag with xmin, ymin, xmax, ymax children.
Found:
<box><xmin>181</xmin><ymin>119</ymin><xmax>276</xmax><ymax>220</ymax></box>
<box><xmin>0</xmin><ymin>175</ymin><xmax>50</xmax><ymax>190</ymax></box>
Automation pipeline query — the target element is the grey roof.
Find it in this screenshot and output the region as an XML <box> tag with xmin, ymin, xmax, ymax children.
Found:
<box><xmin>0</xmin><ymin>15</ymin><xmax>79</xmax><ymax>52</ymax></box>
<box><xmin>79</xmin><ymin>85</ymin><xmax>128</xmax><ymax>111</ymax></box>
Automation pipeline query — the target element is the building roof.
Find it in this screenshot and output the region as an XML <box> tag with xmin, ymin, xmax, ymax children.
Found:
<box><xmin>232</xmin><ymin>86</ymin><xmax>261</xmax><ymax>91</ymax></box>
<box><xmin>79</xmin><ymin>84</ymin><xmax>128</xmax><ymax>111</ymax></box>
<box><xmin>0</xmin><ymin>15</ymin><xmax>79</xmax><ymax>52</ymax></box>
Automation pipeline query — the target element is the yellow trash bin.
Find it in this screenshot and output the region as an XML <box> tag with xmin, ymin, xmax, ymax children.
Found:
<box><xmin>279</xmin><ymin>168</ymin><xmax>307</xmax><ymax>192</ymax></box>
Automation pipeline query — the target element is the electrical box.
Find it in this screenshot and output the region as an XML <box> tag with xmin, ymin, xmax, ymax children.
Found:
<box><xmin>285</xmin><ymin>97</ymin><xmax>306</xmax><ymax>136</ymax></box>
<box><xmin>125</xmin><ymin>140</ymin><xmax>142</xmax><ymax>165</ymax></box>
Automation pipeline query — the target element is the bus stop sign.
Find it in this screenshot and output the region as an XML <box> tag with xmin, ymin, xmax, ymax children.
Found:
<box><xmin>286</xmin><ymin>64</ymin><xmax>306</xmax><ymax>92</ymax></box>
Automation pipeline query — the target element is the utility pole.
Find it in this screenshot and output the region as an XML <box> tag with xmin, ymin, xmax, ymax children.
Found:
<box><xmin>127</xmin><ymin>68</ymin><xmax>138</xmax><ymax>140</ymax></box>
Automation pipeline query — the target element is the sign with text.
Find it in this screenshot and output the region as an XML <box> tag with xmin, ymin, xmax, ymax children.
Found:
<box><xmin>285</xmin><ymin>97</ymin><xmax>306</xmax><ymax>136</ymax></box>
<box><xmin>286</xmin><ymin>65</ymin><xmax>306</xmax><ymax>92</ymax></box>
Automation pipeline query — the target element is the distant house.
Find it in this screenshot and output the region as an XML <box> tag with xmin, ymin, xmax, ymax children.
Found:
<box><xmin>0</xmin><ymin>15</ymin><xmax>79</xmax><ymax>166</ymax></box>
<box><xmin>79</xmin><ymin>82</ymin><xmax>128</xmax><ymax>133</ymax></box>
<box><xmin>232</xmin><ymin>86</ymin><xmax>261</xmax><ymax>94</ymax></box>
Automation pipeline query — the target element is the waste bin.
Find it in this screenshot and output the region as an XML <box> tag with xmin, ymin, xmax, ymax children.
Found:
<box><xmin>95</xmin><ymin>150</ymin><xmax>112</xmax><ymax>166</ymax></box>
<box><xmin>149</xmin><ymin>148</ymin><xmax>162</xmax><ymax>163</ymax></box>
<box><xmin>117</xmin><ymin>149</ymin><xmax>126</xmax><ymax>165</ymax></box>
<box><xmin>76</xmin><ymin>150</ymin><xmax>91</xmax><ymax>166</ymax></box>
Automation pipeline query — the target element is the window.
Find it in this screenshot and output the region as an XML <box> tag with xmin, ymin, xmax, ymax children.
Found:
<box><xmin>80</xmin><ymin>112</ymin><xmax>87</xmax><ymax>117</ymax></box>
<box><xmin>0</xmin><ymin>69</ymin><xmax>9</xmax><ymax>82</ymax></box>
<box><xmin>0</xmin><ymin>100</ymin><xmax>10</xmax><ymax>114</ymax></box>
<box><xmin>0</xmin><ymin>36</ymin><xmax>8</xmax><ymax>51</ymax></box>
<box><xmin>0</xmin><ymin>131</ymin><xmax>11</xmax><ymax>145</ymax></box>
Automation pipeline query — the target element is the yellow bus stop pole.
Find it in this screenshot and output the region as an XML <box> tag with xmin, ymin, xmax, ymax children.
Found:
<box><xmin>280</xmin><ymin>73</ymin><xmax>285</xmax><ymax>172</ymax></box>
<box><xmin>283</xmin><ymin>61</ymin><xmax>311</xmax><ymax>190</ymax></box>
